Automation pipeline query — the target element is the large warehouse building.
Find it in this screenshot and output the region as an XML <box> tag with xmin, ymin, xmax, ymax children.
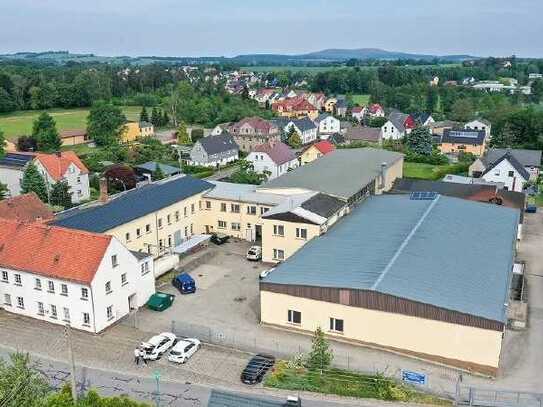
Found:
<box><xmin>260</xmin><ymin>194</ymin><xmax>519</xmax><ymax>376</ymax></box>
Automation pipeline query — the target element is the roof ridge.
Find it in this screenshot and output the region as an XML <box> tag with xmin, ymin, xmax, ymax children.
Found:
<box><xmin>0</xmin><ymin>218</ymin><xmax>112</xmax><ymax>241</ymax></box>
<box><xmin>371</xmin><ymin>195</ymin><xmax>441</xmax><ymax>290</ymax></box>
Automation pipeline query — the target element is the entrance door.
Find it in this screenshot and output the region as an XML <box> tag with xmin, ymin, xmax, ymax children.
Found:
<box><xmin>128</xmin><ymin>294</ymin><xmax>137</xmax><ymax>310</ymax></box>
<box><xmin>255</xmin><ymin>225</ymin><xmax>262</xmax><ymax>242</ymax></box>
<box><xmin>174</xmin><ymin>230</ymin><xmax>182</xmax><ymax>246</ymax></box>
<box><xmin>205</xmin><ymin>225</ymin><xmax>213</xmax><ymax>234</ymax></box>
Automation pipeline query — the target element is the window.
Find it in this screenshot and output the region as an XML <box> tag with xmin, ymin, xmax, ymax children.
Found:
<box><xmin>82</xmin><ymin>312</ymin><xmax>90</xmax><ymax>326</ymax></box>
<box><xmin>136</xmin><ymin>228</ymin><xmax>141</xmax><ymax>238</ymax></box>
<box><xmin>63</xmin><ymin>307</ymin><xmax>70</xmax><ymax>322</ymax></box>
<box><xmin>199</xmin><ymin>201</ymin><xmax>202</xmax><ymax>210</ymax></box>
<box><xmin>4</xmin><ymin>294</ymin><xmax>11</xmax><ymax>306</ymax></box>
<box><xmin>220</xmin><ymin>203</ymin><xmax>227</xmax><ymax>212</ymax></box>
<box><xmin>77</xmin><ymin>176</ymin><xmax>81</xmax><ymax>184</ymax></box>
<box><xmin>121</xmin><ymin>273</ymin><xmax>127</xmax><ymax>286</ymax></box>
<box><xmin>37</xmin><ymin>302</ymin><xmax>44</xmax><ymax>316</ymax></box>
<box><xmin>50</xmin><ymin>305</ymin><xmax>57</xmax><ymax>319</ymax></box>
<box><xmin>329</xmin><ymin>317</ymin><xmax>344</xmax><ymax>333</ymax></box>
<box><xmin>35</xmin><ymin>278</ymin><xmax>42</xmax><ymax>290</ymax></box>
<box><xmin>81</xmin><ymin>287</ymin><xmax>89</xmax><ymax>300</ymax></box>
<box><xmin>296</xmin><ymin>228</ymin><xmax>308</xmax><ymax>239</ymax></box>
<box><xmin>508</xmin><ymin>170</ymin><xmax>514</xmax><ymax>177</ymax></box>
<box><xmin>111</xmin><ymin>255</ymin><xmax>118</xmax><ymax>267</ymax></box>
<box><xmin>47</xmin><ymin>281</ymin><xmax>54</xmax><ymax>293</ymax></box>
<box><xmin>287</xmin><ymin>309</ymin><xmax>301</xmax><ymax>324</ymax></box>
<box><xmin>191</xmin><ymin>204</ymin><xmax>195</xmax><ymax>214</ymax></box>
<box><xmin>125</xmin><ymin>232</ymin><xmax>131</xmax><ymax>242</ymax></box>
<box><xmin>146</xmin><ymin>224</ymin><xmax>151</xmax><ymax>234</ymax></box>
<box><xmin>218</xmin><ymin>220</ymin><xmax>227</xmax><ymax>229</ymax></box>
<box><xmin>1</xmin><ymin>271</ymin><xmax>8</xmax><ymax>282</ymax></box>
<box><xmin>16</xmin><ymin>296</ymin><xmax>24</xmax><ymax>309</ymax></box>
<box><xmin>184</xmin><ymin>226</ymin><xmax>188</xmax><ymax>236</ymax></box>
<box><xmin>167</xmin><ymin>214</ymin><xmax>171</xmax><ymax>224</ymax></box>
<box><xmin>61</xmin><ymin>284</ymin><xmax>68</xmax><ymax>296</ymax></box>
<box><xmin>175</xmin><ymin>211</ymin><xmax>180</xmax><ymax>221</ymax></box>
<box><xmin>231</xmin><ymin>204</ymin><xmax>240</xmax><ymax>213</ymax></box>
<box><xmin>141</xmin><ymin>261</ymin><xmax>150</xmax><ymax>275</ymax></box>
<box><xmin>247</xmin><ymin>206</ymin><xmax>256</xmax><ymax>215</ymax></box>
<box><xmin>159</xmin><ymin>239</ymin><xmax>163</xmax><ymax>249</ymax></box>
<box><xmin>106</xmin><ymin>306</ymin><xmax>114</xmax><ymax>320</ymax></box>
<box><xmin>231</xmin><ymin>222</ymin><xmax>241</xmax><ymax>231</ymax></box>
<box><xmin>273</xmin><ymin>225</ymin><xmax>285</xmax><ymax>236</ymax></box>
<box><xmin>184</xmin><ymin>207</ymin><xmax>188</xmax><ymax>217</ymax></box>
<box><xmin>494</xmin><ymin>170</ymin><xmax>500</xmax><ymax>176</ymax></box>
<box><xmin>205</xmin><ymin>201</ymin><xmax>212</xmax><ymax>210</ymax></box>
<box><xmin>158</xmin><ymin>218</ymin><xmax>163</xmax><ymax>229</ymax></box>
<box><xmin>14</xmin><ymin>274</ymin><xmax>22</xmax><ymax>286</ymax></box>
<box><xmin>190</xmin><ymin>224</ymin><xmax>193</xmax><ymax>234</ymax></box>
<box><xmin>105</xmin><ymin>281</ymin><xmax>111</xmax><ymax>294</ymax></box>
<box><xmin>273</xmin><ymin>249</ymin><xmax>285</xmax><ymax>260</ymax></box>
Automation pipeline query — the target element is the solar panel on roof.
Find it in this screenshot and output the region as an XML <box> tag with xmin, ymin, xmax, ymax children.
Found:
<box><xmin>449</xmin><ymin>131</ymin><xmax>479</xmax><ymax>139</ymax></box>
<box><xmin>410</xmin><ymin>192</ymin><xmax>438</xmax><ymax>201</ymax></box>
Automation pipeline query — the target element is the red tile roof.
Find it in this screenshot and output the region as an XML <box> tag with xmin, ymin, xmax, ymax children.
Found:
<box><xmin>272</xmin><ymin>97</ymin><xmax>317</xmax><ymax>113</ymax></box>
<box><xmin>34</xmin><ymin>151</ymin><xmax>89</xmax><ymax>181</ymax></box>
<box><xmin>253</xmin><ymin>141</ymin><xmax>297</xmax><ymax>165</ymax></box>
<box><xmin>0</xmin><ymin>219</ymin><xmax>112</xmax><ymax>284</ymax></box>
<box><xmin>312</xmin><ymin>140</ymin><xmax>336</xmax><ymax>155</ymax></box>
<box><xmin>352</xmin><ymin>106</ymin><xmax>365</xmax><ymax>113</ymax></box>
<box><xmin>368</xmin><ymin>104</ymin><xmax>383</xmax><ymax>114</ymax></box>
<box><xmin>230</xmin><ymin>117</ymin><xmax>277</xmax><ymax>134</ymax></box>
<box><xmin>0</xmin><ymin>193</ymin><xmax>54</xmax><ymax>223</ymax></box>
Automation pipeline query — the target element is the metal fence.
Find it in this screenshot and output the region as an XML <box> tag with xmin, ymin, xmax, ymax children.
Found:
<box><xmin>456</xmin><ymin>385</ymin><xmax>543</xmax><ymax>407</ymax></box>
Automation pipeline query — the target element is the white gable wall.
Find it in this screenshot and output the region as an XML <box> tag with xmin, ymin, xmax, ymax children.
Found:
<box><xmin>481</xmin><ymin>159</ymin><xmax>526</xmax><ymax>192</ymax></box>
<box><xmin>381</xmin><ymin>121</ymin><xmax>404</xmax><ymax>140</ymax></box>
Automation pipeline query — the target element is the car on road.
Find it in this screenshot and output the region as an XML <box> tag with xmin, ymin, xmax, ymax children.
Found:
<box><xmin>259</xmin><ymin>267</ymin><xmax>275</xmax><ymax>280</ymax></box>
<box><xmin>246</xmin><ymin>245</ymin><xmax>262</xmax><ymax>261</ymax></box>
<box><xmin>240</xmin><ymin>354</ymin><xmax>275</xmax><ymax>384</ymax></box>
<box><xmin>168</xmin><ymin>338</ymin><xmax>201</xmax><ymax>364</ymax></box>
<box><xmin>210</xmin><ymin>233</ymin><xmax>229</xmax><ymax>245</ymax></box>
<box><xmin>138</xmin><ymin>332</ymin><xmax>177</xmax><ymax>360</ymax></box>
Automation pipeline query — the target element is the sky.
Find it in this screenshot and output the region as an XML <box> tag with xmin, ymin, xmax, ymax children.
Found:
<box><xmin>1</xmin><ymin>0</ymin><xmax>542</xmax><ymax>58</ymax></box>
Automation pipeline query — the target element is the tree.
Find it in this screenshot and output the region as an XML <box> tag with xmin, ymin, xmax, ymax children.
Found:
<box><xmin>0</xmin><ymin>127</ymin><xmax>5</xmax><ymax>158</ymax></box>
<box><xmin>161</xmin><ymin>110</ymin><xmax>170</xmax><ymax>127</ymax></box>
<box><xmin>177</xmin><ymin>122</ymin><xmax>190</xmax><ymax>144</ymax></box>
<box><xmin>17</xmin><ymin>135</ymin><xmax>38</xmax><ymax>152</ymax></box>
<box><xmin>150</xmin><ymin>107</ymin><xmax>161</xmax><ymax>127</ymax></box>
<box><xmin>191</xmin><ymin>128</ymin><xmax>204</xmax><ymax>143</ymax></box>
<box><xmin>229</xmin><ymin>160</ymin><xmax>268</xmax><ymax>185</ymax></box>
<box><xmin>531</xmin><ymin>79</ymin><xmax>543</xmax><ymax>104</ymax></box>
<box><xmin>0</xmin><ymin>353</ymin><xmax>50</xmax><ymax>407</ymax></box>
<box><xmin>425</xmin><ymin>86</ymin><xmax>439</xmax><ymax>113</ymax></box>
<box><xmin>307</xmin><ymin>326</ymin><xmax>333</xmax><ymax>372</ymax></box>
<box><xmin>368</xmin><ymin>116</ymin><xmax>387</xmax><ymax>128</ymax></box>
<box><xmin>140</xmin><ymin>106</ymin><xmax>149</xmax><ymax>123</ymax></box>
<box><xmin>286</xmin><ymin>126</ymin><xmax>302</xmax><ymax>149</ymax></box>
<box><xmin>406</xmin><ymin>127</ymin><xmax>433</xmax><ymax>155</ymax></box>
<box><xmin>50</xmin><ymin>180</ymin><xmax>72</xmax><ymax>208</ymax></box>
<box><xmin>87</xmin><ymin>102</ymin><xmax>126</xmax><ymax>147</ymax></box>
<box><xmin>32</xmin><ymin>112</ymin><xmax>61</xmax><ymax>152</ymax></box>
<box><xmin>45</xmin><ymin>385</ymin><xmax>150</xmax><ymax>407</ymax></box>
<box><xmin>20</xmin><ymin>163</ymin><xmax>48</xmax><ymax>202</ymax></box>
<box><xmin>152</xmin><ymin>165</ymin><xmax>165</xmax><ymax>181</ymax></box>
<box><xmin>450</xmin><ymin>99</ymin><xmax>474</xmax><ymax>122</ymax></box>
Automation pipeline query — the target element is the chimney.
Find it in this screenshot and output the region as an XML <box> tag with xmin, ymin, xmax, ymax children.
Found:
<box><xmin>379</xmin><ymin>162</ymin><xmax>387</xmax><ymax>190</ymax></box>
<box><xmin>99</xmin><ymin>178</ymin><xmax>108</xmax><ymax>203</ymax></box>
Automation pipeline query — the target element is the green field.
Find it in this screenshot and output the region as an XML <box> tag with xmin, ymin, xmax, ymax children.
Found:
<box><xmin>403</xmin><ymin>162</ymin><xmax>469</xmax><ymax>180</ymax></box>
<box><xmin>0</xmin><ymin>106</ymin><xmax>142</xmax><ymax>140</ymax></box>
<box><xmin>241</xmin><ymin>65</ymin><xmax>358</xmax><ymax>73</ymax></box>
<box><xmin>351</xmin><ymin>94</ymin><xmax>370</xmax><ymax>105</ymax></box>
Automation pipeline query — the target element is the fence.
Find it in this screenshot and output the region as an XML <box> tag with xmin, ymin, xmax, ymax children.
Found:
<box><xmin>456</xmin><ymin>385</ymin><xmax>543</xmax><ymax>407</ymax></box>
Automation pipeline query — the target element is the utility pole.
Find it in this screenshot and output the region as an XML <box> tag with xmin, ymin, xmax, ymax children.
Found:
<box><xmin>64</xmin><ymin>324</ymin><xmax>78</xmax><ymax>402</ymax></box>
<box><xmin>153</xmin><ymin>370</ymin><xmax>161</xmax><ymax>407</ymax></box>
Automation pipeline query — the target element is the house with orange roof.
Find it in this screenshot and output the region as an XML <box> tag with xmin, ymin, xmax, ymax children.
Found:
<box><xmin>34</xmin><ymin>151</ymin><xmax>90</xmax><ymax>203</ymax></box>
<box><xmin>272</xmin><ymin>97</ymin><xmax>319</xmax><ymax>120</ymax></box>
<box><xmin>0</xmin><ymin>193</ymin><xmax>54</xmax><ymax>223</ymax></box>
<box><xmin>300</xmin><ymin>140</ymin><xmax>336</xmax><ymax>165</ymax></box>
<box><xmin>0</xmin><ymin>219</ymin><xmax>155</xmax><ymax>333</ymax></box>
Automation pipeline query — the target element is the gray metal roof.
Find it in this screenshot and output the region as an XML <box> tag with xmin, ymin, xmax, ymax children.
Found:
<box><xmin>204</xmin><ymin>181</ymin><xmax>287</xmax><ymax>206</ymax></box>
<box><xmin>263</xmin><ymin>194</ymin><xmax>519</xmax><ymax>322</ymax></box>
<box><xmin>53</xmin><ymin>175</ymin><xmax>213</xmax><ymax>233</ymax></box>
<box><xmin>0</xmin><ymin>153</ymin><xmax>33</xmax><ymax>169</ymax></box>
<box><xmin>259</xmin><ymin>148</ymin><xmax>403</xmax><ymax>200</ymax></box>
<box><xmin>484</xmin><ymin>148</ymin><xmax>542</xmax><ymax>168</ymax></box>
<box><xmin>388</xmin><ymin>112</ymin><xmax>409</xmax><ymax>132</ymax></box>
<box><xmin>482</xmin><ymin>152</ymin><xmax>530</xmax><ymax>180</ymax></box>
<box><xmin>198</xmin><ymin>133</ymin><xmax>239</xmax><ymax>155</ymax></box>
<box><xmin>135</xmin><ymin>161</ymin><xmax>182</xmax><ymax>176</ymax></box>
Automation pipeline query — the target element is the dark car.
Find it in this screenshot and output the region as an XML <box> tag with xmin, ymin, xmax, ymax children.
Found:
<box><xmin>210</xmin><ymin>233</ymin><xmax>229</xmax><ymax>245</ymax></box>
<box><xmin>172</xmin><ymin>272</ymin><xmax>196</xmax><ymax>294</ymax></box>
<box><xmin>240</xmin><ymin>354</ymin><xmax>275</xmax><ymax>385</ymax></box>
<box><xmin>526</xmin><ymin>204</ymin><xmax>537</xmax><ymax>213</ymax></box>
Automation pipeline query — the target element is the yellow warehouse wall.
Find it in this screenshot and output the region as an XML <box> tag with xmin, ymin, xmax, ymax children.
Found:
<box><xmin>261</xmin><ymin>219</ymin><xmax>321</xmax><ymax>263</ymax></box>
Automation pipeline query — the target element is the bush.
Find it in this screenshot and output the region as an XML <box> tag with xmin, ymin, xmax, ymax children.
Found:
<box><xmin>404</xmin><ymin>150</ymin><xmax>449</xmax><ymax>165</ymax></box>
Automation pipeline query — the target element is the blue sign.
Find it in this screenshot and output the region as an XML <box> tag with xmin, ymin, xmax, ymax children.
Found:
<box><xmin>401</xmin><ymin>370</ymin><xmax>427</xmax><ymax>386</ymax></box>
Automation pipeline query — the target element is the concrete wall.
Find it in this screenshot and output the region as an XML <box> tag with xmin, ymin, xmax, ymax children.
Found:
<box><xmin>260</xmin><ymin>291</ymin><xmax>503</xmax><ymax>371</ymax></box>
<box><xmin>377</xmin><ymin>157</ymin><xmax>404</xmax><ymax>194</ymax></box>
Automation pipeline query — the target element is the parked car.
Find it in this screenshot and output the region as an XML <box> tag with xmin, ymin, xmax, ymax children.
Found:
<box><xmin>285</xmin><ymin>396</ymin><xmax>302</xmax><ymax>406</ymax></box>
<box><xmin>259</xmin><ymin>267</ymin><xmax>275</xmax><ymax>280</ymax></box>
<box><xmin>168</xmin><ymin>338</ymin><xmax>201</xmax><ymax>364</ymax></box>
<box><xmin>210</xmin><ymin>233</ymin><xmax>229</xmax><ymax>245</ymax></box>
<box><xmin>172</xmin><ymin>272</ymin><xmax>196</xmax><ymax>294</ymax></box>
<box><xmin>146</xmin><ymin>292</ymin><xmax>175</xmax><ymax>311</ymax></box>
<box><xmin>246</xmin><ymin>245</ymin><xmax>262</xmax><ymax>261</ymax></box>
<box><xmin>240</xmin><ymin>354</ymin><xmax>275</xmax><ymax>384</ymax></box>
<box><xmin>526</xmin><ymin>204</ymin><xmax>537</xmax><ymax>213</ymax></box>
<box><xmin>138</xmin><ymin>332</ymin><xmax>177</xmax><ymax>360</ymax></box>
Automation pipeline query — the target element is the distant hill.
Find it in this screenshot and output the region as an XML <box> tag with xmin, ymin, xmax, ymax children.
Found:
<box><xmin>0</xmin><ymin>48</ymin><xmax>478</xmax><ymax>66</ymax></box>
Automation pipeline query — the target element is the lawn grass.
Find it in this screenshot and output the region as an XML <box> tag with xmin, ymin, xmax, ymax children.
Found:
<box><xmin>351</xmin><ymin>94</ymin><xmax>370</xmax><ymax>105</ymax></box>
<box><xmin>0</xmin><ymin>106</ymin><xmax>142</xmax><ymax>140</ymax></box>
<box><xmin>265</xmin><ymin>363</ymin><xmax>450</xmax><ymax>405</ymax></box>
<box><xmin>403</xmin><ymin>162</ymin><xmax>469</xmax><ymax>181</ymax></box>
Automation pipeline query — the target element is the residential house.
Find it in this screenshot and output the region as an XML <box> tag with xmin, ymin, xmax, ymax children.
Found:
<box><xmin>438</xmin><ymin>129</ymin><xmax>487</xmax><ymax>156</ymax></box>
<box><xmin>0</xmin><ymin>219</ymin><xmax>155</xmax><ymax>333</ymax></box>
<box><xmin>0</xmin><ymin>152</ymin><xmax>34</xmax><ymax>197</ymax></box>
<box><xmin>428</xmin><ymin>121</ymin><xmax>462</xmax><ymax>137</ymax></box>
<box><xmin>134</xmin><ymin>162</ymin><xmax>182</xmax><ymax>180</ymax></box>
<box><xmin>335</xmin><ymin>99</ymin><xmax>348</xmax><ymax>118</ymax></box>
<box><xmin>254</xmin><ymin>88</ymin><xmax>277</xmax><ymax>107</ymax></box>
<box><xmin>228</xmin><ymin>117</ymin><xmax>281</xmax><ymax>153</ymax></box>
<box><xmin>366</xmin><ymin>104</ymin><xmax>385</xmax><ymax>118</ymax></box>
<box><xmin>0</xmin><ymin>193</ymin><xmax>54</xmax><ymax>223</ymax></box>
<box><xmin>272</xmin><ymin>97</ymin><xmax>319</xmax><ymax>120</ymax></box>
<box><xmin>470</xmin><ymin>148</ymin><xmax>542</xmax><ymax>181</ymax></box>
<box><xmin>3</xmin><ymin>139</ymin><xmax>17</xmax><ymax>152</ymax></box>
<box><xmin>465</xmin><ymin>119</ymin><xmax>492</xmax><ymax>140</ymax></box>
<box><xmin>381</xmin><ymin>112</ymin><xmax>416</xmax><ymax>140</ymax></box>
<box><xmin>324</xmin><ymin>98</ymin><xmax>337</xmax><ymax>113</ymax></box>
<box><xmin>284</xmin><ymin>118</ymin><xmax>318</xmax><ymax>145</ymax></box>
<box><xmin>59</xmin><ymin>129</ymin><xmax>89</xmax><ymax>147</ymax></box>
<box><xmin>247</xmin><ymin>141</ymin><xmax>298</xmax><ymax>180</ymax></box>
<box><xmin>210</xmin><ymin>122</ymin><xmax>232</xmax><ymax>136</ymax></box>
<box><xmin>351</xmin><ymin>106</ymin><xmax>366</xmax><ymax>122</ymax></box>
<box><xmin>477</xmin><ymin>153</ymin><xmax>530</xmax><ymax>192</ymax></box>
<box><xmin>345</xmin><ymin>126</ymin><xmax>382</xmax><ymax>144</ymax></box>
<box><xmin>300</xmin><ymin>141</ymin><xmax>335</xmax><ymax>165</ymax></box>
<box><xmin>410</xmin><ymin>113</ymin><xmax>435</xmax><ymax>127</ymax></box>
<box><xmin>315</xmin><ymin>113</ymin><xmax>341</xmax><ymax>137</ymax></box>
<box><xmin>34</xmin><ymin>152</ymin><xmax>91</xmax><ymax>203</ymax></box>
<box><xmin>189</xmin><ymin>134</ymin><xmax>239</xmax><ymax>167</ymax></box>
<box><xmin>260</xmin><ymin>194</ymin><xmax>519</xmax><ymax>376</ymax></box>
<box><xmin>121</xmin><ymin>122</ymin><xmax>154</xmax><ymax>143</ymax></box>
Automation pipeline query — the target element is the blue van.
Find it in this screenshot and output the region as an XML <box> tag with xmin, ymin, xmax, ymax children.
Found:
<box><xmin>172</xmin><ymin>273</ymin><xmax>196</xmax><ymax>294</ymax></box>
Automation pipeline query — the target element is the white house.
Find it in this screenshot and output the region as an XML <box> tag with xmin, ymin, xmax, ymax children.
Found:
<box><xmin>247</xmin><ymin>141</ymin><xmax>298</xmax><ymax>180</ymax></box>
<box><xmin>351</xmin><ymin>106</ymin><xmax>366</xmax><ymax>122</ymax></box>
<box><xmin>188</xmin><ymin>134</ymin><xmax>239</xmax><ymax>168</ymax></box>
<box><xmin>34</xmin><ymin>152</ymin><xmax>90</xmax><ymax>203</ymax></box>
<box><xmin>284</xmin><ymin>118</ymin><xmax>318</xmax><ymax>145</ymax></box>
<box><xmin>0</xmin><ymin>220</ymin><xmax>156</xmax><ymax>333</ymax></box>
<box><xmin>0</xmin><ymin>152</ymin><xmax>34</xmax><ymax>198</ymax></box>
<box><xmin>480</xmin><ymin>153</ymin><xmax>530</xmax><ymax>192</ymax></box>
<box><xmin>381</xmin><ymin>112</ymin><xmax>415</xmax><ymax>140</ymax></box>
<box><xmin>315</xmin><ymin>114</ymin><xmax>341</xmax><ymax>137</ymax></box>
<box><xmin>465</xmin><ymin>119</ymin><xmax>492</xmax><ymax>140</ymax></box>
